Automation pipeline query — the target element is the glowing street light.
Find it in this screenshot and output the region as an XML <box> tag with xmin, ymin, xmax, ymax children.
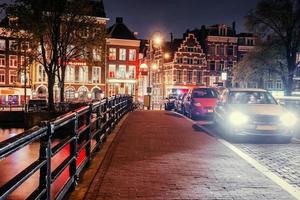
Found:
<box><xmin>152</xmin><ymin>63</ymin><xmax>158</xmax><ymax>70</ymax></box>
<box><xmin>164</xmin><ymin>53</ymin><xmax>170</xmax><ymax>60</ymax></box>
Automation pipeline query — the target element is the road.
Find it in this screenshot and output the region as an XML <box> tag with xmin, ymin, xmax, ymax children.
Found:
<box><xmin>188</xmin><ymin>113</ymin><xmax>300</xmax><ymax>199</ymax></box>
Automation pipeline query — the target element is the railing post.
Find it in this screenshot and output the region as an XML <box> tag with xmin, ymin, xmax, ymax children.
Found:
<box><xmin>85</xmin><ymin>104</ymin><xmax>92</xmax><ymax>165</ymax></box>
<box><xmin>70</xmin><ymin>113</ymin><xmax>78</xmax><ymax>190</ymax></box>
<box><xmin>39</xmin><ymin>122</ymin><xmax>52</xmax><ymax>200</ymax></box>
<box><xmin>95</xmin><ymin>104</ymin><xmax>101</xmax><ymax>151</ymax></box>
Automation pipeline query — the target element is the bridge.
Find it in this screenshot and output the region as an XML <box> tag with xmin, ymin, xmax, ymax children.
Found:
<box><xmin>1</xmin><ymin>98</ymin><xmax>300</xmax><ymax>199</ymax></box>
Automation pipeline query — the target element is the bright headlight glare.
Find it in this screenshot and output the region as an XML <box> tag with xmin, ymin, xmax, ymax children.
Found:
<box><xmin>280</xmin><ymin>112</ymin><xmax>297</xmax><ymax>127</ymax></box>
<box><xmin>229</xmin><ymin>112</ymin><xmax>249</xmax><ymax>126</ymax></box>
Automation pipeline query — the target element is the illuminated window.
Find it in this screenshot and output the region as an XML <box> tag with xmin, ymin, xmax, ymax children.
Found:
<box><xmin>109</xmin><ymin>48</ymin><xmax>116</xmax><ymax>60</ymax></box>
<box><xmin>20</xmin><ymin>72</ymin><xmax>29</xmax><ymax>85</ymax></box>
<box><xmin>79</xmin><ymin>66</ymin><xmax>88</xmax><ymax>83</ymax></box>
<box><xmin>0</xmin><ymin>40</ymin><xmax>5</xmax><ymax>50</ymax></box>
<box><xmin>108</xmin><ymin>64</ymin><xmax>116</xmax><ymax>78</ymax></box>
<box><xmin>93</xmin><ymin>48</ymin><xmax>101</xmax><ymax>61</ymax></box>
<box><xmin>0</xmin><ymin>55</ymin><xmax>5</xmax><ymax>67</ymax></box>
<box><xmin>37</xmin><ymin>65</ymin><xmax>46</xmax><ymax>82</ymax></box>
<box><xmin>129</xmin><ymin>49</ymin><xmax>136</xmax><ymax>61</ymax></box>
<box><xmin>9</xmin><ymin>70</ymin><xmax>17</xmax><ymax>84</ymax></box>
<box><xmin>128</xmin><ymin>65</ymin><xmax>135</xmax><ymax>79</ymax></box>
<box><xmin>118</xmin><ymin>65</ymin><xmax>126</xmax><ymax>78</ymax></box>
<box><xmin>0</xmin><ymin>70</ymin><xmax>5</xmax><ymax>83</ymax></box>
<box><xmin>119</xmin><ymin>48</ymin><xmax>126</xmax><ymax>61</ymax></box>
<box><xmin>65</xmin><ymin>65</ymin><xmax>75</xmax><ymax>82</ymax></box>
<box><xmin>92</xmin><ymin>67</ymin><xmax>101</xmax><ymax>83</ymax></box>
<box><xmin>196</xmin><ymin>71</ymin><xmax>202</xmax><ymax>84</ymax></box>
<box><xmin>177</xmin><ymin>70</ymin><xmax>182</xmax><ymax>83</ymax></box>
<box><xmin>9</xmin><ymin>55</ymin><xmax>17</xmax><ymax>67</ymax></box>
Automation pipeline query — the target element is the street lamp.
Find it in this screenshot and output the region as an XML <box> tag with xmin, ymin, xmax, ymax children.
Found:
<box><xmin>146</xmin><ymin>32</ymin><xmax>162</xmax><ymax>110</ymax></box>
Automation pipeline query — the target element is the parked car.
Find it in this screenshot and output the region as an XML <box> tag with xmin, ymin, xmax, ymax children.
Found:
<box><xmin>214</xmin><ymin>88</ymin><xmax>297</xmax><ymax>142</ymax></box>
<box><xmin>183</xmin><ymin>87</ymin><xmax>218</xmax><ymax>119</ymax></box>
<box><xmin>164</xmin><ymin>94</ymin><xmax>177</xmax><ymax>111</ymax></box>
<box><xmin>175</xmin><ymin>93</ymin><xmax>187</xmax><ymax>113</ymax></box>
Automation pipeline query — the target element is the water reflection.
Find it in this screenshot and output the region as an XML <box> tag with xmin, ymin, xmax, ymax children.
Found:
<box><xmin>0</xmin><ymin>128</ymin><xmax>24</xmax><ymax>142</ymax></box>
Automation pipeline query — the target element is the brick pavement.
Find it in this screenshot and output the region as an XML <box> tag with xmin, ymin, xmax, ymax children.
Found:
<box><xmin>84</xmin><ymin>111</ymin><xmax>294</xmax><ymax>200</ymax></box>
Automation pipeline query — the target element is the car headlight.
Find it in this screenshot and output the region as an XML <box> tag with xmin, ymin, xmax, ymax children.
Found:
<box><xmin>193</xmin><ymin>102</ymin><xmax>202</xmax><ymax>107</ymax></box>
<box><xmin>280</xmin><ymin>112</ymin><xmax>297</xmax><ymax>127</ymax></box>
<box><xmin>229</xmin><ymin>111</ymin><xmax>249</xmax><ymax>126</ymax></box>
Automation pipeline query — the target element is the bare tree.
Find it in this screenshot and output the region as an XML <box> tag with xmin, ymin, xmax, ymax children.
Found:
<box><xmin>246</xmin><ymin>0</ymin><xmax>300</xmax><ymax>95</ymax></box>
<box><xmin>234</xmin><ymin>41</ymin><xmax>288</xmax><ymax>89</ymax></box>
<box><xmin>1</xmin><ymin>0</ymin><xmax>106</xmax><ymax>110</ymax></box>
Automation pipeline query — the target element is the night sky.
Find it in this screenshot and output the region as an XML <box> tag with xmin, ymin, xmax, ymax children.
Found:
<box><xmin>1</xmin><ymin>0</ymin><xmax>261</xmax><ymax>40</ymax></box>
<box><xmin>104</xmin><ymin>0</ymin><xmax>260</xmax><ymax>39</ymax></box>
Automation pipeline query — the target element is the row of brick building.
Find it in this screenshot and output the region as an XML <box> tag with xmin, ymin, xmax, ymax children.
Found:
<box><xmin>0</xmin><ymin>0</ymin><xmax>285</xmax><ymax>107</ymax></box>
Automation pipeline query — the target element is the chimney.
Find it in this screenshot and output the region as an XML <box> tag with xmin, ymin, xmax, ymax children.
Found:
<box><xmin>232</xmin><ymin>21</ymin><xmax>236</xmax><ymax>35</ymax></box>
<box><xmin>116</xmin><ymin>17</ymin><xmax>123</xmax><ymax>24</ymax></box>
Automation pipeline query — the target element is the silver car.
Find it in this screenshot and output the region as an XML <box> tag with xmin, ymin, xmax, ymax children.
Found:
<box><xmin>214</xmin><ymin>88</ymin><xmax>297</xmax><ymax>142</ymax></box>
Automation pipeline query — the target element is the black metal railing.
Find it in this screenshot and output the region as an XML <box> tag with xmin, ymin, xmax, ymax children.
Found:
<box><xmin>0</xmin><ymin>95</ymin><xmax>133</xmax><ymax>200</ymax></box>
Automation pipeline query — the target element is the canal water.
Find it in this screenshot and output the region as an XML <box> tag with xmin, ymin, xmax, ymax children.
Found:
<box><xmin>0</xmin><ymin>128</ymin><xmax>72</xmax><ymax>199</ymax></box>
<box><xmin>0</xmin><ymin>128</ymin><xmax>24</xmax><ymax>142</ymax></box>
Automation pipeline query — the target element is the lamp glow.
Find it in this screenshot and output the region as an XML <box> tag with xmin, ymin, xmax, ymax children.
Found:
<box><xmin>280</xmin><ymin>112</ymin><xmax>297</xmax><ymax>127</ymax></box>
<box><xmin>229</xmin><ymin>111</ymin><xmax>249</xmax><ymax>126</ymax></box>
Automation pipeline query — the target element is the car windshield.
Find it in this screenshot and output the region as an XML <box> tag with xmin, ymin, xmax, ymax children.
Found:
<box><xmin>192</xmin><ymin>88</ymin><xmax>218</xmax><ymax>98</ymax></box>
<box><xmin>228</xmin><ymin>91</ymin><xmax>277</xmax><ymax>104</ymax></box>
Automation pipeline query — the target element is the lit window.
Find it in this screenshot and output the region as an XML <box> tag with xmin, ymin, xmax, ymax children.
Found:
<box><xmin>92</xmin><ymin>67</ymin><xmax>101</xmax><ymax>83</ymax></box>
<box><xmin>0</xmin><ymin>70</ymin><xmax>5</xmax><ymax>83</ymax></box>
<box><xmin>79</xmin><ymin>66</ymin><xmax>88</xmax><ymax>83</ymax></box>
<box><xmin>187</xmin><ymin>70</ymin><xmax>193</xmax><ymax>83</ymax></box>
<box><xmin>129</xmin><ymin>49</ymin><xmax>136</xmax><ymax>61</ymax></box>
<box><xmin>118</xmin><ymin>65</ymin><xmax>126</xmax><ymax>78</ymax></box>
<box><xmin>9</xmin><ymin>55</ymin><xmax>17</xmax><ymax>67</ymax></box>
<box><xmin>20</xmin><ymin>72</ymin><xmax>29</xmax><ymax>85</ymax></box>
<box><xmin>65</xmin><ymin>65</ymin><xmax>75</xmax><ymax>82</ymax></box>
<box><xmin>37</xmin><ymin>65</ymin><xmax>46</xmax><ymax>82</ymax></box>
<box><xmin>0</xmin><ymin>40</ymin><xmax>5</xmax><ymax>50</ymax></box>
<box><xmin>109</xmin><ymin>48</ymin><xmax>116</xmax><ymax>60</ymax></box>
<box><xmin>119</xmin><ymin>48</ymin><xmax>126</xmax><ymax>61</ymax></box>
<box><xmin>0</xmin><ymin>55</ymin><xmax>5</xmax><ymax>67</ymax></box>
<box><xmin>128</xmin><ymin>65</ymin><xmax>135</xmax><ymax>79</ymax></box>
<box><xmin>93</xmin><ymin>48</ymin><xmax>101</xmax><ymax>61</ymax></box>
<box><xmin>108</xmin><ymin>64</ymin><xmax>116</xmax><ymax>78</ymax></box>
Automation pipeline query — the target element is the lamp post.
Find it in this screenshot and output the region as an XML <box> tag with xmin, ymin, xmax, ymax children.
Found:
<box><xmin>147</xmin><ymin>33</ymin><xmax>162</xmax><ymax>110</ymax></box>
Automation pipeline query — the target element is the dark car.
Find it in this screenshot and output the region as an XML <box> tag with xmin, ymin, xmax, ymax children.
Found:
<box><xmin>183</xmin><ymin>87</ymin><xmax>218</xmax><ymax>119</ymax></box>
<box><xmin>175</xmin><ymin>93</ymin><xmax>187</xmax><ymax>113</ymax></box>
<box><xmin>164</xmin><ymin>94</ymin><xmax>177</xmax><ymax>111</ymax></box>
<box><xmin>214</xmin><ymin>88</ymin><xmax>296</xmax><ymax>142</ymax></box>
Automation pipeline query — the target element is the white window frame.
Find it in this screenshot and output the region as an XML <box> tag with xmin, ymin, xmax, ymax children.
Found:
<box><xmin>108</xmin><ymin>64</ymin><xmax>116</xmax><ymax>78</ymax></box>
<box><xmin>0</xmin><ymin>54</ymin><xmax>5</xmax><ymax>67</ymax></box>
<box><xmin>118</xmin><ymin>65</ymin><xmax>126</xmax><ymax>78</ymax></box>
<box><xmin>128</xmin><ymin>65</ymin><xmax>135</xmax><ymax>79</ymax></box>
<box><xmin>65</xmin><ymin>65</ymin><xmax>75</xmax><ymax>82</ymax></box>
<box><xmin>109</xmin><ymin>48</ymin><xmax>117</xmax><ymax>60</ymax></box>
<box><xmin>0</xmin><ymin>69</ymin><xmax>5</xmax><ymax>84</ymax></box>
<box><xmin>92</xmin><ymin>67</ymin><xmax>101</xmax><ymax>84</ymax></box>
<box><xmin>119</xmin><ymin>48</ymin><xmax>126</xmax><ymax>61</ymax></box>
<box><xmin>79</xmin><ymin>66</ymin><xmax>88</xmax><ymax>83</ymax></box>
<box><xmin>129</xmin><ymin>49</ymin><xmax>136</xmax><ymax>61</ymax></box>
<box><xmin>9</xmin><ymin>70</ymin><xmax>17</xmax><ymax>84</ymax></box>
<box><xmin>9</xmin><ymin>55</ymin><xmax>17</xmax><ymax>68</ymax></box>
<box><xmin>37</xmin><ymin>65</ymin><xmax>47</xmax><ymax>82</ymax></box>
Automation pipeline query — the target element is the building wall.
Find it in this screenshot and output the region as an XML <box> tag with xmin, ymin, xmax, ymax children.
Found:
<box><xmin>106</xmin><ymin>38</ymin><xmax>140</xmax><ymax>97</ymax></box>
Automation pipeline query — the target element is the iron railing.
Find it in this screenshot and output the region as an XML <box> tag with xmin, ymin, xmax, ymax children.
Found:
<box><xmin>0</xmin><ymin>95</ymin><xmax>133</xmax><ymax>200</ymax></box>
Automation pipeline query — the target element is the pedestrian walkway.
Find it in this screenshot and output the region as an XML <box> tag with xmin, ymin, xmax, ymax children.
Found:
<box><xmin>81</xmin><ymin>111</ymin><xmax>294</xmax><ymax>200</ymax></box>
